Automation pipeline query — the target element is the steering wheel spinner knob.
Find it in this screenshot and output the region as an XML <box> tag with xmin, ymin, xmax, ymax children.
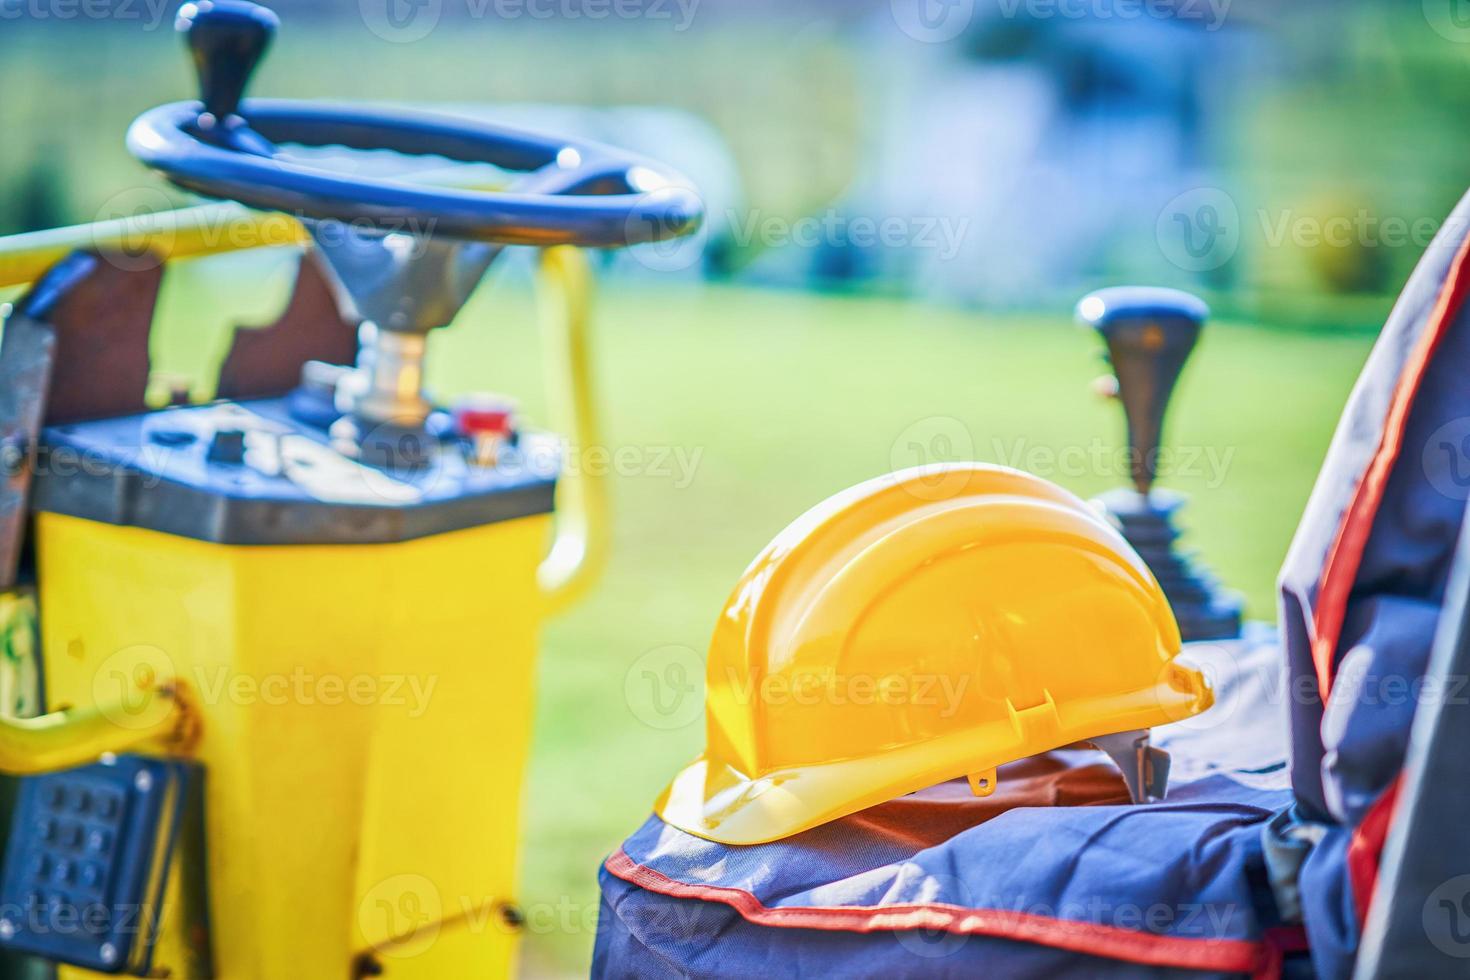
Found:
<box><xmin>177</xmin><ymin>0</ymin><xmax>278</xmax><ymax>128</ymax></box>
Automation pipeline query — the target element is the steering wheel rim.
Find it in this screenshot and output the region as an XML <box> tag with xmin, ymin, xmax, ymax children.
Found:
<box><xmin>127</xmin><ymin>98</ymin><xmax>704</xmax><ymax>247</ymax></box>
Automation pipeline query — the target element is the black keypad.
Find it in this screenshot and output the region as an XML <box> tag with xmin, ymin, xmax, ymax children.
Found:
<box><xmin>0</xmin><ymin>756</ymin><xmax>187</xmax><ymax>975</ymax></box>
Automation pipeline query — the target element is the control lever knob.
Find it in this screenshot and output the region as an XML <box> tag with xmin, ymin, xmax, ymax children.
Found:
<box><xmin>177</xmin><ymin>0</ymin><xmax>279</xmax><ymax>125</ymax></box>
<box><xmin>1075</xmin><ymin>286</ymin><xmax>1207</xmax><ymax>495</ymax></box>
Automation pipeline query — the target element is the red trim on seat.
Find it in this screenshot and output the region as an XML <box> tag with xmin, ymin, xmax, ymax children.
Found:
<box><xmin>1310</xmin><ymin>232</ymin><xmax>1470</xmax><ymax>696</ymax></box>
<box><xmin>1252</xmin><ymin>926</ymin><xmax>1310</xmax><ymax>980</ymax></box>
<box><xmin>605</xmin><ymin>848</ymin><xmax>1265</xmax><ymax>973</ymax></box>
<box><xmin>1348</xmin><ymin>776</ymin><xmax>1404</xmax><ymax>925</ymax></box>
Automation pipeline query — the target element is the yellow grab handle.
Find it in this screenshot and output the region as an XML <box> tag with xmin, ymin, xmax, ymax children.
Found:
<box><xmin>0</xmin><ymin>695</ymin><xmax>192</xmax><ymax>776</ymax></box>
<box><xmin>0</xmin><ymin>203</ymin><xmax>306</xmax><ymax>290</ymax></box>
<box><xmin>0</xmin><ymin>590</ymin><xmax>194</xmax><ymax>775</ymax></box>
<box><xmin>0</xmin><ymin>167</ymin><xmax>504</xmax><ymax>290</ymax></box>
<box><xmin>534</xmin><ymin>245</ymin><xmax>610</xmax><ymax>615</ymax></box>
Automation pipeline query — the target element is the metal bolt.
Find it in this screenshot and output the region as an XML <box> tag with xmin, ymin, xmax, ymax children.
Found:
<box><xmin>99</xmin><ymin>942</ymin><xmax>118</xmax><ymax>965</ymax></box>
<box><xmin>134</xmin><ymin>770</ymin><xmax>153</xmax><ymax>793</ymax></box>
<box><xmin>0</xmin><ymin>918</ymin><xmax>15</xmax><ymax>940</ymax></box>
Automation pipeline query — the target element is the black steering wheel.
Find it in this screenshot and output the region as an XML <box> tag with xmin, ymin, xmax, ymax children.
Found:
<box><xmin>126</xmin><ymin>0</ymin><xmax>704</xmax><ymax>248</ymax></box>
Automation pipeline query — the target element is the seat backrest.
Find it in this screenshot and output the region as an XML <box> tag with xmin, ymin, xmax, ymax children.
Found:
<box><xmin>1277</xmin><ymin>187</ymin><xmax>1470</xmax><ymax>978</ymax></box>
<box><xmin>9</xmin><ymin>245</ymin><xmax>356</xmax><ymax>426</ymax></box>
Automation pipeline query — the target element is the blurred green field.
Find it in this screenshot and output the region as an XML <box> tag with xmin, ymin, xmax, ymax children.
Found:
<box><xmin>429</xmin><ymin>277</ymin><xmax>1374</xmax><ymax>973</ymax></box>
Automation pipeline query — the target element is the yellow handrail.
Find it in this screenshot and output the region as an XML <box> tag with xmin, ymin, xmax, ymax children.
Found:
<box><xmin>0</xmin><ymin>203</ymin><xmax>307</xmax><ymax>289</ymax></box>
<box><xmin>0</xmin><ymin>164</ymin><xmax>499</xmax><ymax>290</ymax></box>
<box><xmin>0</xmin><ymin>591</ymin><xmax>194</xmax><ymax>775</ymax></box>
<box><xmin>0</xmin><ymin>694</ymin><xmax>193</xmax><ymax>775</ymax></box>
<box><xmin>535</xmin><ymin>245</ymin><xmax>610</xmax><ymax>615</ymax></box>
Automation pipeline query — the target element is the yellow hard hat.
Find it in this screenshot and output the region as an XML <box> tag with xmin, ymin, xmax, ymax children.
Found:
<box><xmin>655</xmin><ymin>463</ymin><xmax>1213</xmax><ymax>845</ymax></box>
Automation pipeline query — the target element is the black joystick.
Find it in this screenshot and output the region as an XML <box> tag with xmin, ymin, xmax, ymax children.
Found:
<box><xmin>177</xmin><ymin>0</ymin><xmax>278</xmax><ymax>127</ymax></box>
<box><xmin>1077</xmin><ymin>286</ymin><xmax>1242</xmax><ymax>642</ymax></box>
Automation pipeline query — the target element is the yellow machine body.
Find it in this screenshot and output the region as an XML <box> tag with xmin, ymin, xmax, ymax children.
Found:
<box><xmin>656</xmin><ymin>463</ymin><xmax>1214</xmax><ymax>845</ymax></box>
<box><xmin>39</xmin><ymin>512</ymin><xmax>546</xmax><ymax>977</ymax></box>
<box><xmin>0</xmin><ymin>216</ymin><xmax>607</xmax><ymax>977</ymax></box>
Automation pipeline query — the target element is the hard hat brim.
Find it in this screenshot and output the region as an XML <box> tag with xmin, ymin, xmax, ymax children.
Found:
<box><xmin>655</xmin><ymin>672</ymin><xmax>1211</xmax><ymax>846</ymax></box>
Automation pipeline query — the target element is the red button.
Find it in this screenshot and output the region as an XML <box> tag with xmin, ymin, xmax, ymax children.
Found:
<box><xmin>452</xmin><ymin>396</ymin><xmax>515</xmax><ymax>438</ymax></box>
